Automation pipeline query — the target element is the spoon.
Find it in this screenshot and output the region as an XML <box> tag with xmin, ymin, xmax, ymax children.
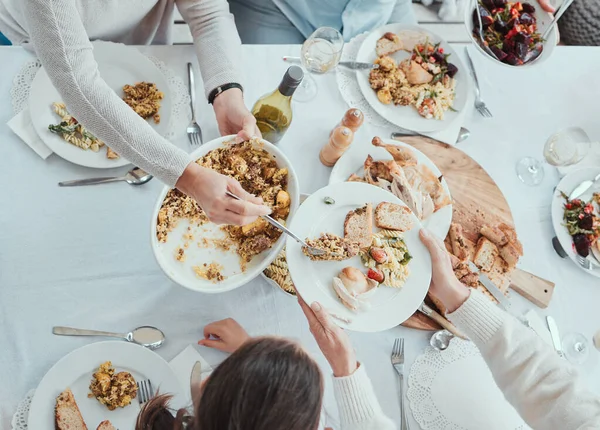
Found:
<box><xmin>430</xmin><ymin>329</ymin><xmax>455</xmax><ymax>351</ymax></box>
<box><xmin>58</xmin><ymin>167</ymin><xmax>153</xmax><ymax>187</ymax></box>
<box><xmin>52</xmin><ymin>325</ymin><xmax>166</xmax><ymax>350</ymax></box>
<box><xmin>542</xmin><ymin>0</ymin><xmax>575</xmax><ymax>40</ymax></box>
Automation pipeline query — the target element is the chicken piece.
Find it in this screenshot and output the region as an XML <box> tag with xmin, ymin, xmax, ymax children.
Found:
<box><xmin>376</xmin><ymin>32</ymin><xmax>404</xmax><ymax>57</ymax></box>
<box><xmin>377</xmin><ymin>88</ymin><xmax>393</xmax><ymax>105</ymax></box>
<box><xmin>241</xmin><ymin>218</ymin><xmax>269</xmax><ymax>236</ymax></box>
<box><xmin>403</xmin><ymin>60</ymin><xmax>433</xmax><ymax>85</ymax></box>
<box><xmin>374</xmin><ymin>55</ymin><xmax>396</xmax><ymax>72</ymax></box>
<box><xmin>347</xmin><ymin>174</ymin><xmax>366</xmax><ymax>183</ymax></box>
<box><xmin>402</xmin><ymin>165</ymin><xmax>451</xmax><ymax>212</ymax></box>
<box><xmin>364</xmin><ymin>155</ymin><xmax>401</xmax><ymax>184</ymax></box>
<box><xmin>390</xmin><ymin>168</ymin><xmax>422</xmax><ymax>219</ymax></box>
<box><xmin>276</xmin><ymin>190</ymin><xmax>290</xmax><ymax>208</ymax></box>
<box><xmin>332</xmin><ymin>267</ymin><xmax>378</xmax><ymax>312</ymax></box>
<box><xmin>372</xmin><ymin>136</ymin><xmax>418</xmax><ymax>167</ymax></box>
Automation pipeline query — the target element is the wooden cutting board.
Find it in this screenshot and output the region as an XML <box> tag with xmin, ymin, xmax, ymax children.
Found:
<box><xmin>397</xmin><ymin>136</ymin><xmax>555</xmax><ymax>331</ymax></box>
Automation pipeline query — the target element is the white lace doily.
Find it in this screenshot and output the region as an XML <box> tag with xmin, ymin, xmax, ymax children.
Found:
<box><xmin>407</xmin><ymin>338</ymin><xmax>529</xmax><ymax>430</ymax></box>
<box><xmin>10</xmin><ymin>49</ymin><xmax>190</xmax><ymax>141</ymax></box>
<box><xmin>336</xmin><ymin>33</ymin><xmax>392</xmax><ymax>128</ymax></box>
<box><xmin>11</xmin><ymin>389</ymin><xmax>34</xmax><ymax>430</ymax></box>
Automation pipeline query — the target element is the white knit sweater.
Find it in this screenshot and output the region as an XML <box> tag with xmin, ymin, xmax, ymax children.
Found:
<box><xmin>332</xmin><ymin>289</ymin><xmax>600</xmax><ymax>429</ymax></box>
<box><xmin>0</xmin><ymin>0</ymin><xmax>243</xmax><ymax>186</ymax></box>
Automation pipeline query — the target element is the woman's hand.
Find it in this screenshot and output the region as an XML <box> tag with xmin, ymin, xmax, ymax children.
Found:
<box><xmin>176</xmin><ymin>162</ymin><xmax>271</xmax><ymax>225</ymax></box>
<box><xmin>213</xmin><ymin>88</ymin><xmax>261</xmax><ymax>142</ymax></box>
<box><xmin>198</xmin><ymin>318</ymin><xmax>250</xmax><ymax>353</ymax></box>
<box><xmin>298</xmin><ymin>296</ymin><xmax>358</xmax><ymax>377</ymax></box>
<box><xmin>419</xmin><ymin>229</ymin><xmax>470</xmax><ymax>313</ymax></box>
<box><xmin>537</xmin><ymin>0</ymin><xmax>556</xmax><ymax>13</ymax></box>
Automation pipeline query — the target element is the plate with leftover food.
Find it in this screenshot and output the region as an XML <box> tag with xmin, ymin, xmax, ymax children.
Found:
<box><xmin>465</xmin><ymin>0</ymin><xmax>557</xmax><ymax>67</ymax></box>
<box><xmin>355</xmin><ymin>24</ymin><xmax>470</xmax><ymax>132</ymax></box>
<box><xmin>330</xmin><ymin>136</ymin><xmax>452</xmax><ymax>239</ymax></box>
<box><xmin>28</xmin><ymin>341</ymin><xmax>185</xmax><ymax>430</ymax></box>
<box><xmin>28</xmin><ymin>41</ymin><xmax>172</xmax><ymax>169</ymax></box>
<box><xmin>151</xmin><ymin>135</ymin><xmax>299</xmax><ymax>293</ymax></box>
<box><xmin>286</xmin><ymin>182</ymin><xmax>432</xmax><ymax>332</ymax></box>
<box><xmin>552</xmin><ymin>167</ymin><xmax>600</xmax><ymax>278</ymax></box>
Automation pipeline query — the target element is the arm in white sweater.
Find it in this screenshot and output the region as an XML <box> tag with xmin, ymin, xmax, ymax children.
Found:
<box><xmin>176</xmin><ymin>0</ymin><xmax>243</xmax><ymax>98</ymax></box>
<box><xmin>332</xmin><ymin>364</ymin><xmax>396</xmax><ymax>430</ymax></box>
<box><xmin>448</xmin><ymin>289</ymin><xmax>600</xmax><ymax>429</ymax></box>
<box><xmin>22</xmin><ymin>0</ymin><xmax>193</xmax><ymax>187</ymax></box>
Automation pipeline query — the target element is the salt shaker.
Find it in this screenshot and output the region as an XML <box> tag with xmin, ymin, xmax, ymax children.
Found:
<box><xmin>320</xmin><ymin>126</ymin><xmax>354</xmax><ymax>167</ymax></box>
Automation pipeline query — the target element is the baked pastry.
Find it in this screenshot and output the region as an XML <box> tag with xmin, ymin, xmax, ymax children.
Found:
<box><xmin>96</xmin><ymin>421</ymin><xmax>115</xmax><ymax>430</ymax></box>
<box><xmin>56</xmin><ymin>388</ymin><xmax>88</xmax><ymax>430</ymax></box>
<box><xmin>499</xmin><ymin>242</ymin><xmax>521</xmax><ymax>269</ymax></box>
<box><xmin>473</xmin><ymin>237</ymin><xmax>499</xmax><ymax>271</ymax></box>
<box><xmin>374</xmin><ymin>202</ymin><xmax>414</xmax><ymax>232</ymax></box>
<box><xmin>375</xmin><ymin>32</ymin><xmax>404</xmax><ymax>57</ymax></box>
<box><xmin>449</xmin><ymin>223</ymin><xmax>469</xmax><ymax>261</ymax></box>
<box><xmin>344</xmin><ymin>204</ymin><xmax>373</xmax><ymax>248</ymax></box>
<box><xmin>480</xmin><ymin>224</ymin><xmax>508</xmax><ymax>246</ymax></box>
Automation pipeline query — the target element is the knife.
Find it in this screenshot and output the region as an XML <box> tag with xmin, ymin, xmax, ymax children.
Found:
<box><xmin>418</xmin><ymin>302</ymin><xmax>467</xmax><ymax>340</ymax></box>
<box><xmin>282</xmin><ymin>56</ymin><xmax>379</xmax><ymax>70</ymax></box>
<box><xmin>467</xmin><ymin>262</ymin><xmax>511</xmax><ymax>310</ymax></box>
<box><xmin>546</xmin><ymin>316</ymin><xmax>566</xmax><ymax>358</ymax></box>
<box><xmin>391</xmin><ymin>127</ymin><xmax>471</xmax><ymax>145</ymax></box>
<box><xmin>568</xmin><ymin>173</ymin><xmax>600</xmax><ymax>200</ymax></box>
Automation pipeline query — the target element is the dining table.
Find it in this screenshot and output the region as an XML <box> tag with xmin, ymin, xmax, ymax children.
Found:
<box><xmin>1</xmin><ymin>43</ymin><xmax>600</xmax><ymax>430</ymax></box>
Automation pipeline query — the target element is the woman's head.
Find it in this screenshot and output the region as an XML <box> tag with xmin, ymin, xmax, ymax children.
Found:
<box><xmin>137</xmin><ymin>336</ymin><xmax>324</xmax><ymax>430</ymax></box>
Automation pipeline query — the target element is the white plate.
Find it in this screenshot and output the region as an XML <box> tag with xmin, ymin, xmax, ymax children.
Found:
<box><xmin>330</xmin><ymin>137</ymin><xmax>452</xmax><ymax>239</ymax></box>
<box><xmin>464</xmin><ymin>0</ymin><xmax>558</xmax><ymax>68</ymax></box>
<box><xmin>551</xmin><ymin>167</ymin><xmax>600</xmax><ymax>279</ymax></box>
<box><xmin>151</xmin><ymin>136</ymin><xmax>299</xmax><ymax>294</ymax></box>
<box><xmin>355</xmin><ymin>24</ymin><xmax>470</xmax><ymax>133</ymax></box>
<box><xmin>286</xmin><ymin>182</ymin><xmax>432</xmax><ymax>332</ymax></box>
<box><xmin>28</xmin><ymin>41</ymin><xmax>172</xmax><ymax>169</ymax></box>
<box><xmin>28</xmin><ymin>341</ymin><xmax>186</xmax><ymax>430</ymax></box>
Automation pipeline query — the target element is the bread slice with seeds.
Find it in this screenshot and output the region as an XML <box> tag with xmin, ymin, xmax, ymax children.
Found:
<box><xmin>374</xmin><ymin>202</ymin><xmax>414</xmax><ymax>232</ymax></box>
<box><xmin>344</xmin><ymin>203</ymin><xmax>373</xmax><ymax>248</ymax></box>
<box><xmin>55</xmin><ymin>388</ymin><xmax>88</xmax><ymax>430</ymax></box>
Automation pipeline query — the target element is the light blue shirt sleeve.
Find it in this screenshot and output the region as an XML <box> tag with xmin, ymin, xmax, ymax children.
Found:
<box><xmin>341</xmin><ymin>0</ymin><xmax>417</xmax><ymax>41</ymax></box>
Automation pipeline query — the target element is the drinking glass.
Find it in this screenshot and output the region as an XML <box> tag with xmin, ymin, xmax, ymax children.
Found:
<box><xmin>562</xmin><ymin>332</ymin><xmax>590</xmax><ymax>365</ymax></box>
<box><xmin>294</xmin><ymin>27</ymin><xmax>344</xmax><ymax>103</ymax></box>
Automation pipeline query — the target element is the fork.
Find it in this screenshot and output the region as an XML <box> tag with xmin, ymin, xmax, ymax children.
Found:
<box><xmin>137</xmin><ymin>380</ymin><xmax>154</xmax><ymax>406</ymax></box>
<box><xmin>576</xmin><ymin>254</ymin><xmax>600</xmax><ymax>271</ymax></box>
<box><xmin>187</xmin><ymin>62</ymin><xmax>203</xmax><ymax>146</ymax></box>
<box><xmin>464</xmin><ymin>47</ymin><xmax>493</xmax><ymax>118</ymax></box>
<box><xmin>391</xmin><ymin>338</ymin><xmax>410</xmax><ymax>430</ymax></box>
<box><xmin>225</xmin><ymin>191</ymin><xmax>342</xmax><ymax>259</ymax></box>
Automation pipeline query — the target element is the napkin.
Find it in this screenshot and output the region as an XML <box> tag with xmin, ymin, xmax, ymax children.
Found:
<box><xmin>169</xmin><ymin>345</ymin><xmax>213</xmax><ymax>403</ymax></box>
<box><xmin>7</xmin><ymin>107</ymin><xmax>52</xmax><ymax>159</ymax></box>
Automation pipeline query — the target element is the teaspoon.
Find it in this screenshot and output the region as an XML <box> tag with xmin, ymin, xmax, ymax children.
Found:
<box><xmin>58</xmin><ymin>167</ymin><xmax>153</xmax><ymax>187</ymax></box>
<box><xmin>52</xmin><ymin>325</ymin><xmax>166</xmax><ymax>350</ymax></box>
<box><xmin>430</xmin><ymin>329</ymin><xmax>455</xmax><ymax>351</ymax></box>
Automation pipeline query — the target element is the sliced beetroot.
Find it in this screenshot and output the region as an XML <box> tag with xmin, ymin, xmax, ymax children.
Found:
<box><xmin>513</xmin><ymin>31</ymin><xmax>532</xmax><ymax>46</ymax></box>
<box><xmin>515</xmin><ymin>42</ymin><xmax>529</xmax><ymax>59</ymax></box>
<box><xmin>482</xmin><ymin>0</ymin><xmax>495</xmax><ymax>10</ymax></box>
<box><xmin>519</xmin><ymin>12</ymin><xmax>535</xmax><ymax>25</ymax></box>
<box><xmin>493</xmin><ymin>0</ymin><xmax>508</xmax><ymax>6</ymax></box>
<box><xmin>579</xmin><ymin>214</ymin><xmax>594</xmax><ymax>230</ymax></box>
<box><xmin>523</xmin><ymin>42</ymin><xmax>543</xmax><ymax>63</ymax></box>
<box><xmin>573</xmin><ymin>233</ymin><xmax>590</xmax><ymax>257</ymax></box>
<box><xmin>522</xmin><ymin>2</ymin><xmax>536</xmax><ymax>13</ymax></box>
<box><xmin>446</xmin><ymin>63</ymin><xmax>458</xmax><ymax>77</ymax></box>
<box><xmin>503</xmin><ymin>52</ymin><xmax>523</xmax><ymax>65</ymax></box>
<box><xmin>491</xmin><ymin>46</ymin><xmax>508</xmax><ymax>61</ymax></box>
<box><xmin>494</xmin><ymin>17</ymin><xmax>509</xmax><ymax>34</ymax></box>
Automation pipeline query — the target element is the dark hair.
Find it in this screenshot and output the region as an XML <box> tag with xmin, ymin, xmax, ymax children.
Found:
<box><xmin>136</xmin><ymin>336</ymin><xmax>324</xmax><ymax>430</ymax></box>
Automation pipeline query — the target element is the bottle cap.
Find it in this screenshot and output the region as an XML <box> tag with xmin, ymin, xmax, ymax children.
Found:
<box><xmin>279</xmin><ymin>66</ymin><xmax>304</xmax><ymax>96</ymax></box>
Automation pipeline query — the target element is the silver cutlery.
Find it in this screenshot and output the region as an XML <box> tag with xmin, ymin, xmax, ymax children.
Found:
<box><xmin>52</xmin><ymin>325</ymin><xmax>165</xmax><ymax>349</ymax></box>
<box><xmin>552</xmin><ymin>236</ymin><xmax>568</xmax><ymax>258</ymax></box>
<box><xmin>58</xmin><ymin>167</ymin><xmax>152</xmax><ymax>187</ymax></box>
<box><xmin>282</xmin><ymin>56</ymin><xmax>379</xmax><ymax>70</ymax></box>
<box><xmin>418</xmin><ymin>303</ymin><xmax>467</xmax><ymax>339</ymax></box>
<box><xmin>569</xmin><ymin>173</ymin><xmax>600</xmax><ymax>200</ymax></box>
<box><xmin>464</xmin><ymin>47</ymin><xmax>493</xmax><ymax>118</ymax></box>
<box><xmin>137</xmin><ymin>379</ymin><xmax>154</xmax><ymax>406</ymax></box>
<box><xmin>187</xmin><ymin>62</ymin><xmax>203</xmax><ymax>146</ymax></box>
<box><xmin>468</xmin><ymin>262</ymin><xmax>511</xmax><ymax>310</ymax></box>
<box><xmin>391</xmin><ymin>338</ymin><xmax>410</xmax><ymax>430</ymax></box>
<box><xmin>225</xmin><ymin>191</ymin><xmax>342</xmax><ymax>258</ymax></box>
<box><xmin>546</xmin><ymin>316</ymin><xmax>566</xmax><ymax>358</ymax></box>
<box><xmin>575</xmin><ymin>253</ymin><xmax>600</xmax><ymax>271</ymax></box>
<box><xmin>430</xmin><ymin>330</ymin><xmax>454</xmax><ymax>351</ymax></box>
<box><xmin>543</xmin><ymin>0</ymin><xmax>575</xmax><ymax>40</ymax></box>
<box><xmin>391</xmin><ymin>127</ymin><xmax>470</xmax><ymax>145</ymax></box>
<box><xmin>472</xmin><ymin>0</ymin><xmax>498</xmax><ymax>60</ymax></box>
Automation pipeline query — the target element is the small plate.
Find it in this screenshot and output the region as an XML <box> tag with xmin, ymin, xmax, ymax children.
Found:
<box><xmin>355</xmin><ymin>24</ymin><xmax>471</xmax><ymax>133</ymax></box>
<box><xmin>28</xmin><ymin>341</ymin><xmax>185</xmax><ymax>430</ymax></box>
<box><xmin>551</xmin><ymin>167</ymin><xmax>600</xmax><ymax>278</ymax></box>
<box><xmin>330</xmin><ymin>137</ymin><xmax>452</xmax><ymax>240</ymax></box>
<box><xmin>286</xmin><ymin>182</ymin><xmax>432</xmax><ymax>332</ymax></box>
<box><xmin>151</xmin><ymin>136</ymin><xmax>299</xmax><ymax>294</ymax></box>
<box><xmin>28</xmin><ymin>41</ymin><xmax>172</xmax><ymax>169</ymax></box>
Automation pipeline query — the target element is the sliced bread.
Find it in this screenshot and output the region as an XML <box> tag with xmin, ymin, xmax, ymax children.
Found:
<box><xmin>449</xmin><ymin>223</ymin><xmax>469</xmax><ymax>261</ymax></box>
<box><xmin>96</xmin><ymin>421</ymin><xmax>115</xmax><ymax>430</ymax></box>
<box><xmin>473</xmin><ymin>237</ymin><xmax>498</xmax><ymax>271</ymax></box>
<box><xmin>499</xmin><ymin>242</ymin><xmax>521</xmax><ymax>269</ymax></box>
<box><xmin>344</xmin><ymin>204</ymin><xmax>373</xmax><ymax>248</ymax></box>
<box><xmin>375</xmin><ymin>32</ymin><xmax>403</xmax><ymax>57</ymax></box>
<box><xmin>374</xmin><ymin>202</ymin><xmax>414</xmax><ymax>232</ymax></box>
<box><xmin>480</xmin><ymin>224</ymin><xmax>508</xmax><ymax>246</ymax></box>
<box><xmin>56</xmin><ymin>388</ymin><xmax>88</xmax><ymax>430</ymax></box>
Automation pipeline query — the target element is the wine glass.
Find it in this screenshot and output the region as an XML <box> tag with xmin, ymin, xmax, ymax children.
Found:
<box><xmin>562</xmin><ymin>332</ymin><xmax>590</xmax><ymax>365</ymax></box>
<box><xmin>294</xmin><ymin>27</ymin><xmax>344</xmax><ymax>103</ymax></box>
<box><xmin>516</xmin><ymin>127</ymin><xmax>592</xmax><ymax>186</ymax></box>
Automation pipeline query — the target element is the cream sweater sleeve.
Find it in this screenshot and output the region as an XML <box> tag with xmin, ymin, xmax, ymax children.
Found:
<box><xmin>448</xmin><ymin>289</ymin><xmax>600</xmax><ymax>429</ymax></box>
<box><xmin>22</xmin><ymin>0</ymin><xmax>192</xmax><ymax>187</ymax></box>
<box><xmin>332</xmin><ymin>364</ymin><xmax>396</xmax><ymax>430</ymax></box>
<box><xmin>176</xmin><ymin>0</ymin><xmax>243</xmax><ymax>98</ymax></box>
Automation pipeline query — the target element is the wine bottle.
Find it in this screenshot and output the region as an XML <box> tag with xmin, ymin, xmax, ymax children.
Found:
<box><xmin>251</xmin><ymin>65</ymin><xmax>303</xmax><ymax>144</ymax></box>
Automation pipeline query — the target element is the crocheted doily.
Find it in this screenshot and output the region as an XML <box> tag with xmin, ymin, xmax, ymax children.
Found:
<box><xmin>11</xmin><ymin>389</ymin><xmax>34</xmax><ymax>430</ymax></box>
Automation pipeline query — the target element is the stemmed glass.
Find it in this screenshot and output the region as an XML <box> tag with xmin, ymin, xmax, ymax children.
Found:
<box><xmin>562</xmin><ymin>332</ymin><xmax>590</xmax><ymax>365</ymax></box>
<box><xmin>294</xmin><ymin>27</ymin><xmax>344</xmax><ymax>103</ymax></box>
<box><xmin>516</xmin><ymin>127</ymin><xmax>592</xmax><ymax>186</ymax></box>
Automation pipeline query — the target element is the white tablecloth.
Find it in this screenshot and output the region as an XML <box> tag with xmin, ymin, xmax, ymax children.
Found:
<box><xmin>1</xmin><ymin>44</ymin><xmax>599</xmax><ymax>430</ymax></box>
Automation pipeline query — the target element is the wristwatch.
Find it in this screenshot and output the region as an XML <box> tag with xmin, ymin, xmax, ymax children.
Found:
<box><xmin>208</xmin><ymin>83</ymin><xmax>243</xmax><ymax>104</ymax></box>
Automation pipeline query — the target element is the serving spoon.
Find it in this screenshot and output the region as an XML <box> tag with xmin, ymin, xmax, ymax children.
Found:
<box><xmin>58</xmin><ymin>167</ymin><xmax>153</xmax><ymax>187</ymax></box>
<box><xmin>52</xmin><ymin>325</ymin><xmax>165</xmax><ymax>350</ymax></box>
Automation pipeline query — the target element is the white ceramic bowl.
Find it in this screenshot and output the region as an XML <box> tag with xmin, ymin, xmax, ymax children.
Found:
<box><xmin>464</xmin><ymin>0</ymin><xmax>558</xmax><ymax>68</ymax></box>
<box><xmin>150</xmin><ymin>136</ymin><xmax>299</xmax><ymax>293</ymax></box>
